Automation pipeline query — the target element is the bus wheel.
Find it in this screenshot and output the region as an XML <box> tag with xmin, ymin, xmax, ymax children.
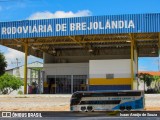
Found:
<box><xmin>126</xmin><ymin>106</ymin><xmax>132</xmax><ymax>111</ymax></box>
<box><xmin>87</xmin><ymin>106</ymin><xmax>93</xmax><ymax>112</ymax></box>
<box><xmin>120</xmin><ymin>106</ymin><xmax>125</xmax><ymax>111</ymax></box>
<box><xmin>81</xmin><ymin>106</ymin><xmax>86</xmax><ymax>111</ymax></box>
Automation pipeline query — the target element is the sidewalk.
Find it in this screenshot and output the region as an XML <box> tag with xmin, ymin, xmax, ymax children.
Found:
<box><xmin>0</xmin><ymin>94</ymin><xmax>159</xmax><ymax>111</ymax></box>
<box><xmin>0</xmin><ymin>94</ymin><xmax>72</xmax><ymax>98</ymax></box>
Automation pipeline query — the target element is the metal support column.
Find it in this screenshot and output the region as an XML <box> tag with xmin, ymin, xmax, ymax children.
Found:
<box><xmin>71</xmin><ymin>75</ymin><xmax>73</xmax><ymax>94</ymax></box>
<box><xmin>158</xmin><ymin>33</ymin><xmax>160</xmax><ymax>71</ymax></box>
<box><xmin>38</xmin><ymin>70</ymin><xmax>41</xmax><ymax>94</ymax></box>
<box><xmin>135</xmin><ymin>40</ymin><xmax>138</xmax><ymax>90</ymax></box>
<box><xmin>24</xmin><ymin>42</ymin><xmax>28</xmax><ymax>94</ymax></box>
<box><xmin>130</xmin><ymin>34</ymin><xmax>134</xmax><ymax>90</ymax></box>
<box><xmin>136</xmin><ymin>44</ymin><xmax>139</xmax><ymax>90</ymax></box>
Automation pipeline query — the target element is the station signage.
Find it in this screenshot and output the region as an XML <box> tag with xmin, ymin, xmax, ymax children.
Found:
<box><xmin>0</xmin><ymin>13</ymin><xmax>160</xmax><ymax>39</ymax></box>
<box><xmin>1</xmin><ymin>20</ymin><xmax>135</xmax><ymax>35</ymax></box>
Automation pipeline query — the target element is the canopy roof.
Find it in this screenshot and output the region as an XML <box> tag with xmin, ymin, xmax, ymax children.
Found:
<box><xmin>0</xmin><ymin>13</ymin><xmax>159</xmax><ymax>58</ymax></box>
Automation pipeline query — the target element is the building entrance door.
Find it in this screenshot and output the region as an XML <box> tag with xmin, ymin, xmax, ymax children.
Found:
<box><xmin>47</xmin><ymin>76</ymin><xmax>56</xmax><ymax>94</ymax></box>
<box><xmin>46</xmin><ymin>75</ymin><xmax>87</xmax><ymax>94</ymax></box>
<box><xmin>73</xmin><ymin>75</ymin><xmax>87</xmax><ymax>93</ymax></box>
<box><xmin>56</xmin><ymin>75</ymin><xmax>71</xmax><ymax>94</ymax></box>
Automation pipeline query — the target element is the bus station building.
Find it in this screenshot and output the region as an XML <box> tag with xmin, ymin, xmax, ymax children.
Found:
<box><xmin>0</xmin><ymin>13</ymin><xmax>160</xmax><ymax>94</ymax></box>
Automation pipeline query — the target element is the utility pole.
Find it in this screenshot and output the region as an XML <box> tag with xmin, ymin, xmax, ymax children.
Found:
<box><xmin>11</xmin><ymin>58</ymin><xmax>21</xmax><ymax>77</ymax></box>
<box><xmin>11</xmin><ymin>58</ymin><xmax>21</xmax><ymax>67</ymax></box>
<box><xmin>158</xmin><ymin>58</ymin><xmax>160</xmax><ymax>72</ymax></box>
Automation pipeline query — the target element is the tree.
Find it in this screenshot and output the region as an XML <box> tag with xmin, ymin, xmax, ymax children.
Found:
<box><xmin>0</xmin><ymin>73</ymin><xmax>23</xmax><ymax>94</ymax></box>
<box><xmin>0</xmin><ymin>52</ymin><xmax>7</xmax><ymax>76</ymax></box>
<box><xmin>139</xmin><ymin>73</ymin><xmax>153</xmax><ymax>91</ymax></box>
<box><xmin>153</xmin><ymin>76</ymin><xmax>160</xmax><ymax>92</ymax></box>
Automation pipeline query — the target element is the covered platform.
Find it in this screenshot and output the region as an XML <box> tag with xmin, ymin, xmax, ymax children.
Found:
<box><xmin>0</xmin><ymin>13</ymin><xmax>160</xmax><ymax>94</ymax></box>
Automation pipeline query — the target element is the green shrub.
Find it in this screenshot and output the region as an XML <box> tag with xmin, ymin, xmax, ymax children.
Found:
<box><xmin>0</xmin><ymin>73</ymin><xmax>23</xmax><ymax>94</ymax></box>
<box><xmin>18</xmin><ymin>90</ymin><xmax>23</xmax><ymax>95</ymax></box>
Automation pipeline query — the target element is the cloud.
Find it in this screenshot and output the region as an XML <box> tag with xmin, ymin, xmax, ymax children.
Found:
<box><xmin>27</xmin><ymin>10</ymin><xmax>92</xmax><ymax>20</ymax></box>
<box><xmin>4</xmin><ymin>48</ymin><xmax>25</xmax><ymax>69</ymax></box>
<box><xmin>138</xmin><ymin>65</ymin><xmax>148</xmax><ymax>71</ymax></box>
<box><xmin>152</xmin><ymin>57</ymin><xmax>159</xmax><ymax>65</ymax></box>
<box><xmin>4</xmin><ymin>48</ymin><xmax>43</xmax><ymax>70</ymax></box>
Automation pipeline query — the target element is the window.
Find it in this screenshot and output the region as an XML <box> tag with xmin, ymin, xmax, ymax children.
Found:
<box><xmin>106</xmin><ymin>74</ymin><xmax>114</xmax><ymax>79</ymax></box>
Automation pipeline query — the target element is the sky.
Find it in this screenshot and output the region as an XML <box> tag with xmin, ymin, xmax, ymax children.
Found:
<box><xmin>0</xmin><ymin>0</ymin><xmax>160</xmax><ymax>71</ymax></box>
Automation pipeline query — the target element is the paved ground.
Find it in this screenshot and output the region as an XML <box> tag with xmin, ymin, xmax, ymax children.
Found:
<box><xmin>0</xmin><ymin>95</ymin><xmax>71</xmax><ymax>111</ymax></box>
<box><xmin>0</xmin><ymin>94</ymin><xmax>159</xmax><ymax>111</ymax></box>
<box><xmin>144</xmin><ymin>94</ymin><xmax>160</xmax><ymax>110</ymax></box>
